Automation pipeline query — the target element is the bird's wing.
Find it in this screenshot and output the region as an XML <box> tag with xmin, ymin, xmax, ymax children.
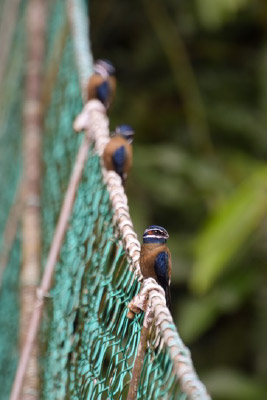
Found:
<box><xmin>87</xmin><ymin>74</ymin><xmax>103</xmax><ymax>100</ymax></box>
<box><xmin>96</xmin><ymin>80</ymin><xmax>110</xmax><ymax>106</ymax></box>
<box><xmin>154</xmin><ymin>251</ymin><xmax>171</xmax><ymax>310</ymax></box>
<box><xmin>112</xmin><ymin>145</ymin><xmax>126</xmax><ymax>179</ymax></box>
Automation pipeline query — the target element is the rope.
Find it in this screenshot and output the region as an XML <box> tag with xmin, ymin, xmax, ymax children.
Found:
<box><xmin>71</xmin><ymin>15</ymin><xmax>211</xmax><ymax>400</ymax></box>
<box><xmin>75</xmin><ymin>100</ymin><xmax>142</xmax><ymax>280</ymax></box>
<box><xmin>20</xmin><ymin>0</ymin><xmax>48</xmax><ymax>397</ymax></box>
<box><xmin>67</xmin><ymin>0</ymin><xmax>93</xmax><ymax>100</ymax></box>
<box><xmin>149</xmin><ymin>284</ymin><xmax>210</xmax><ymax>399</ymax></box>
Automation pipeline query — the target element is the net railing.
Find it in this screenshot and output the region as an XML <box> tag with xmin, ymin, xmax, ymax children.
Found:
<box><xmin>0</xmin><ymin>0</ymin><xmax>211</xmax><ymax>398</ymax></box>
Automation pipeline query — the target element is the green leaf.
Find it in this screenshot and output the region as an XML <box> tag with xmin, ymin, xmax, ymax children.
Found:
<box><xmin>195</xmin><ymin>0</ymin><xmax>251</xmax><ymax>29</ymax></box>
<box><xmin>177</xmin><ymin>295</ymin><xmax>218</xmax><ymax>342</ymax></box>
<box><xmin>179</xmin><ymin>270</ymin><xmax>257</xmax><ymax>342</ymax></box>
<box><xmin>190</xmin><ymin>166</ymin><xmax>267</xmax><ymax>294</ymax></box>
<box><xmin>203</xmin><ymin>369</ymin><xmax>266</xmax><ymax>400</ymax></box>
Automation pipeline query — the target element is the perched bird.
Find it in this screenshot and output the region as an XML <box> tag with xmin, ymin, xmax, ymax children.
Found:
<box><xmin>140</xmin><ymin>225</ymin><xmax>172</xmax><ymax>310</ymax></box>
<box><xmin>87</xmin><ymin>59</ymin><xmax>116</xmax><ymax>108</ymax></box>
<box><xmin>103</xmin><ymin>125</ymin><xmax>134</xmax><ymax>184</ymax></box>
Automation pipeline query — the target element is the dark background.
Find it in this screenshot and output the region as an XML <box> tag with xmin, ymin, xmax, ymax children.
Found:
<box><xmin>89</xmin><ymin>1</ymin><xmax>267</xmax><ymax>398</ymax></box>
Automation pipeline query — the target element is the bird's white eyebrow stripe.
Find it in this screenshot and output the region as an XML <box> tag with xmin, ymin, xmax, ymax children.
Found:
<box><xmin>143</xmin><ymin>234</ymin><xmax>166</xmax><ymax>239</ymax></box>
<box><xmin>145</xmin><ymin>229</ymin><xmax>167</xmax><ymax>234</ymax></box>
<box><xmin>94</xmin><ymin>64</ymin><xmax>109</xmax><ymax>78</ymax></box>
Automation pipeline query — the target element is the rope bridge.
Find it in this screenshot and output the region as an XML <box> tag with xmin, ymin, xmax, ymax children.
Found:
<box><xmin>0</xmin><ymin>0</ymin><xmax>210</xmax><ymax>398</ymax></box>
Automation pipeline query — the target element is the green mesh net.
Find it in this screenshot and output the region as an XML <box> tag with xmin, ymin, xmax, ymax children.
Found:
<box><xmin>41</xmin><ymin>3</ymin><xmax>188</xmax><ymax>398</ymax></box>
<box><xmin>0</xmin><ymin>0</ymin><xmax>209</xmax><ymax>399</ymax></box>
<box><xmin>0</xmin><ymin>235</ymin><xmax>21</xmax><ymax>400</ymax></box>
<box><xmin>42</xmin><ymin>36</ymin><xmax>83</xmax><ymax>255</ymax></box>
<box><xmin>42</xmin><ymin>147</ymin><xmax>182</xmax><ymax>399</ymax></box>
<box><xmin>0</xmin><ymin>1</ymin><xmax>27</xmax><ymax>398</ymax></box>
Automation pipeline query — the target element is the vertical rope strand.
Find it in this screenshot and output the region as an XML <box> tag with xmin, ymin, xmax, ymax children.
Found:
<box><xmin>20</xmin><ymin>0</ymin><xmax>46</xmax><ymax>398</ymax></box>
<box><xmin>67</xmin><ymin>0</ymin><xmax>93</xmax><ymax>100</ymax></box>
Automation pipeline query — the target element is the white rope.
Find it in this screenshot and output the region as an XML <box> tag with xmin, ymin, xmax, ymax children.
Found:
<box><xmin>69</xmin><ymin>4</ymin><xmax>211</xmax><ymax>399</ymax></box>
<box><xmin>74</xmin><ymin>100</ymin><xmax>142</xmax><ymax>280</ymax></box>
<box><xmin>128</xmin><ymin>278</ymin><xmax>211</xmax><ymax>399</ymax></box>
<box><xmin>67</xmin><ymin>0</ymin><xmax>94</xmax><ymax>100</ymax></box>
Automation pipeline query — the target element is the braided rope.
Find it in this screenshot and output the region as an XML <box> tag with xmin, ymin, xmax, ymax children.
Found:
<box><xmin>70</xmin><ymin>2</ymin><xmax>211</xmax><ymax>399</ymax></box>
<box><xmin>67</xmin><ymin>0</ymin><xmax>93</xmax><ymax>100</ymax></box>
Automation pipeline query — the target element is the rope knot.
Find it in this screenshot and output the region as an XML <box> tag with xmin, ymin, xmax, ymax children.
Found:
<box><xmin>127</xmin><ymin>278</ymin><xmax>166</xmax><ymax>327</ymax></box>
<box><xmin>73</xmin><ymin>99</ymin><xmax>106</xmax><ymax>133</ymax></box>
<box><xmin>36</xmin><ymin>287</ymin><xmax>51</xmax><ymax>302</ymax></box>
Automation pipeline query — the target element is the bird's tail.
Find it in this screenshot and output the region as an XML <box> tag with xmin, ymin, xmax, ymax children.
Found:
<box><xmin>165</xmin><ymin>285</ymin><xmax>171</xmax><ymax>311</ymax></box>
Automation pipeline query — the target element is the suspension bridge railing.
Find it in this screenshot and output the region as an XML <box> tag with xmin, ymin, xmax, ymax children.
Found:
<box><xmin>0</xmin><ymin>0</ymin><xmax>211</xmax><ymax>399</ymax></box>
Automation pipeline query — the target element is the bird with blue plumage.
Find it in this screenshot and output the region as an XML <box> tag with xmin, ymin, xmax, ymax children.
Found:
<box><xmin>87</xmin><ymin>59</ymin><xmax>116</xmax><ymax>108</ymax></box>
<box><xmin>140</xmin><ymin>225</ymin><xmax>172</xmax><ymax>310</ymax></box>
<box><xmin>103</xmin><ymin>125</ymin><xmax>134</xmax><ymax>184</ymax></box>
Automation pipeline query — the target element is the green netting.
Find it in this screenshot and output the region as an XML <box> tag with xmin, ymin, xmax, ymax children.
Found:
<box><xmin>40</xmin><ymin>2</ymin><xmax>188</xmax><ymax>399</ymax></box>
<box><xmin>0</xmin><ymin>1</ymin><xmax>26</xmax><ymax>398</ymax></box>
<box><xmin>42</xmin><ymin>34</ymin><xmax>83</xmax><ymax>253</ymax></box>
<box><xmin>0</xmin><ymin>234</ymin><xmax>21</xmax><ymax>400</ymax></box>
<box><xmin>42</xmin><ymin>147</ymin><xmax>183</xmax><ymax>399</ymax></box>
<box><xmin>0</xmin><ymin>0</ymin><xmax>26</xmax><ymax>245</ymax></box>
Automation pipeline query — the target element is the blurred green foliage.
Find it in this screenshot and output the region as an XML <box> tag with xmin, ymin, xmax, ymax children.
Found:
<box><xmin>89</xmin><ymin>0</ymin><xmax>267</xmax><ymax>398</ymax></box>
<box><xmin>195</xmin><ymin>0</ymin><xmax>251</xmax><ymax>29</ymax></box>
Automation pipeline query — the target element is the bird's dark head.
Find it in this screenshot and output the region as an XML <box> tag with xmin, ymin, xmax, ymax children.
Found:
<box><xmin>143</xmin><ymin>225</ymin><xmax>169</xmax><ymax>244</ymax></box>
<box><xmin>115</xmin><ymin>125</ymin><xmax>135</xmax><ymax>144</ymax></box>
<box><xmin>94</xmin><ymin>59</ymin><xmax>115</xmax><ymax>77</ymax></box>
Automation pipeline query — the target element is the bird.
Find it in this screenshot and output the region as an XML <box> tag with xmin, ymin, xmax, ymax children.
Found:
<box><xmin>140</xmin><ymin>225</ymin><xmax>172</xmax><ymax>310</ymax></box>
<box><xmin>87</xmin><ymin>59</ymin><xmax>116</xmax><ymax>108</ymax></box>
<box><xmin>103</xmin><ymin>125</ymin><xmax>134</xmax><ymax>184</ymax></box>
